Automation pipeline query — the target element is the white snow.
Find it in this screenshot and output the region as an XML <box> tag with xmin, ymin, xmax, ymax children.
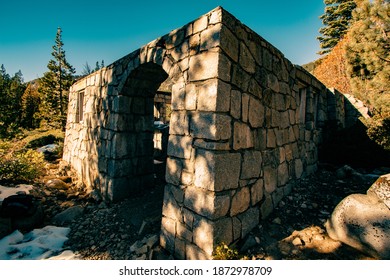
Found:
<box><xmin>0</xmin><ymin>184</ymin><xmax>33</xmax><ymax>201</ymax></box>
<box><xmin>0</xmin><ymin>225</ymin><xmax>80</xmax><ymax>260</ymax></box>
<box><xmin>48</xmin><ymin>249</ymin><xmax>80</xmax><ymax>260</ymax></box>
<box><xmin>0</xmin><ymin>185</ymin><xmax>79</xmax><ymax>260</ymax></box>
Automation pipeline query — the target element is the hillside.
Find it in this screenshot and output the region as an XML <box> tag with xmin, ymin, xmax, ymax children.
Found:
<box><xmin>311</xmin><ymin>36</ymin><xmax>352</xmax><ymax>95</ymax></box>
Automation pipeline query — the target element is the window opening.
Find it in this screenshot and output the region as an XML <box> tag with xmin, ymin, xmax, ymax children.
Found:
<box><xmin>299</xmin><ymin>88</ymin><xmax>306</xmax><ymax>124</ymax></box>
<box><xmin>76</xmin><ymin>91</ymin><xmax>84</xmax><ymax>123</ymax></box>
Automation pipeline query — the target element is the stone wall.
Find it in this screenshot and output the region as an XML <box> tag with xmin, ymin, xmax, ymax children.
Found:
<box><xmin>63</xmin><ymin>6</ymin><xmax>364</xmax><ymax>260</ymax></box>
<box><xmin>327</xmin><ymin>88</ymin><xmax>370</xmax><ymax>129</ymax></box>
<box><xmin>161</xmin><ymin>8</ymin><xmax>330</xmax><ymax>259</ymax></box>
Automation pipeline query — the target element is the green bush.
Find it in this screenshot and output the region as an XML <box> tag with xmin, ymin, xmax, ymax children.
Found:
<box><xmin>212</xmin><ymin>242</ymin><xmax>240</xmax><ymax>260</ymax></box>
<box><xmin>0</xmin><ymin>145</ymin><xmax>46</xmax><ymax>182</ymax></box>
<box><xmin>366</xmin><ymin>116</ymin><xmax>390</xmax><ymax>151</ymax></box>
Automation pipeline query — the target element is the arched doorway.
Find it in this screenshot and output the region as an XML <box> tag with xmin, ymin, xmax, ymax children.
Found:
<box><xmin>117</xmin><ymin>62</ymin><xmax>172</xmax><ymax>195</ymax></box>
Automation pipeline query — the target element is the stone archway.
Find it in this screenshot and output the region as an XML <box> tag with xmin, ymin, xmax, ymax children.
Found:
<box><xmin>111</xmin><ymin>62</ymin><xmax>170</xmax><ymax>196</ymax></box>
<box><xmin>103</xmin><ymin>45</ymin><xmax>187</xmax><ymax>200</ymax></box>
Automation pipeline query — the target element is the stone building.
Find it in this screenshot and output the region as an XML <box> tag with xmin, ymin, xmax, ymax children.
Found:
<box><xmin>63</xmin><ymin>6</ymin><xmax>357</xmax><ymax>259</ymax></box>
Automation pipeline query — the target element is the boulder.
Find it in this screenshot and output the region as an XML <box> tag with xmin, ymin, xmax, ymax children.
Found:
<box><xmin>367</xmin><ymin>174</ymin><xmax>390</xmax><ymax>209</ymax></box>
<box><xmin>51</xmin><ymin>206</ymin><xmax>84</xmax><ymax>225</ymax></box>
<box><xmin>325</xmin><ymin>174</ymin><xmax>390</xmax><ymax>259</ymax></box>
<box><xmin>37</xmin><ymin>144</ymin><xmax>60</xmax><ymax>160</ymax></box>
<box><xmin>0</xmin><ymin>217</ymin><xmax>12</xmax><ymax>239</ymax></box>
<box><xmin>239</xmin><ymin>234</ymin><xmax>258</xmax><ymax>252</ymax></box>
<box><xmin>12</xmin><ymin>204</ymin><xmax>44</xmax><ymax>231</ymax></box>
<box><xmin>0</xmin><ymin>194</ymin><xmax>44</xmax><ymax>232</ymax></box>
<box><xmin>45</xmin><ymin>179</ymin><xmax>69</xmax><ymax>189</ymax></box>
<box><xmin>1</xmin><ymin>194</ymin><xmax>35</xmax><ymax>218</ymax></box>
<box><xmin>335</xmin><ymin>165</ymin><xmax>364</xmax><ymax>181</ymax></box>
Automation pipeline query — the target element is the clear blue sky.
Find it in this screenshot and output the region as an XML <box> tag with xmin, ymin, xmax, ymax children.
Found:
<box><xmin>0</xmin><ymin>0</ymin><xmax>325</xmax><ymax>82</ymax></box>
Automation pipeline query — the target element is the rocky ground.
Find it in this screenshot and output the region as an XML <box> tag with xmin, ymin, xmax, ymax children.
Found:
<box><xmin>3</xmin><ymin>160</ymin><xmax>388</xmax><ymax>260</ymax></box>
<box><xmin>243</xmin><ymin>164</ymin><xmax>384</xmax><ymax>260</ymax></box>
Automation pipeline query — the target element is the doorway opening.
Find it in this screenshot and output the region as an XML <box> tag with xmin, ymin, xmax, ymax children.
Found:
<box><xmin>121</xmin><ymin>62</ymin><xmax>172</xmax><ymax>191</ymax></box>
<box><xmin>153</xmin><ymin>78</ymin><xmax>172</xmax><ymax>184</ymax></box>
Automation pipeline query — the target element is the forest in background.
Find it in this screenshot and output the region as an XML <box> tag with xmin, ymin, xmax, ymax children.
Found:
<box><xmin>0</xmin><ymin>28</ymin><xmax>104</xmax><ymax>139</ymax></box>
<box><xmin>309</xmin><ymin>0</ymin><xmax>389</xmax><ymax>150</ymax></box>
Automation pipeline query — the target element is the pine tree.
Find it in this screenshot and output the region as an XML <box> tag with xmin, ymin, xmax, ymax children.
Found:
<box><xmin>345</xmin><ymin>0</ymin><xmax>390</xmax><ymax>116</ymax></box>
<box><xmin>0</xmin><ymin>65</ymin><xmax>26</xmax><ymax>137</ymax></box>
<box><xmin>318</xmin><ymin>0</ymin><xmax>357</xmax><ymax>55</ymax></box>
<box><xmin>39</xmin><ymin>27</ymin><xmax>75</xmax><ymax>129</ymax></box>
<box><xmin>9</xmin><ymin>70</ymin><xmax>25</xmax><ymax>125</ymax></box>
<box><xmin>0</xmin><ymin>65</ymin><xmax>10</xmax><ymax>136</ymax></box>
<box><xmin>82</xmin><ymin>60</ymin><xmax>104</xmax><ymax>76</ymax></box>
<box><xmin>95</xmin><ymin>61</ymin><xmax>100</xmax><ymax>72</ymax></box>
<box><xmin>21</xmin><ymin>81</ymin><xmax>41</xmax><ymax>129</ymax></box>
<box><xmin>345</xmin><ymin>0</ymin><xmax>390</xmax><ymax>150</ymax></box>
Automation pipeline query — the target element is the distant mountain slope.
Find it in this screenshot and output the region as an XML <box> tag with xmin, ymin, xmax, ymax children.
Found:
<box><xmin>303</xmin><ymin>36</ymin><xmax>351</xmax><ymax>95</ymax></box>
<box><xmin>302</xmin><ymin>59</ymin><xmax>323</xmax><ymax>74</ymax></box>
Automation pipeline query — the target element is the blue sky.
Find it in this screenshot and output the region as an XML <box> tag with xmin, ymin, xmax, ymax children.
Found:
<box><xmin>0</xmin><ymin>0</ymin><xmax>325</xmax><ymax>82</ymax></box>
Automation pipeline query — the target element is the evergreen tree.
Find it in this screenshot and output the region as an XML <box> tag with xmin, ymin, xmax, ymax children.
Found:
<box><xmin>318</xmin><ymin>0</ymin><xmax>357</xmax><ymax>55</ymax></box>
<box><xmin>21</xmin><ymin>81</ymin><xmax>41</xmax><ymax>129</ymax></box>
<box><xmin>95</xmin><ymin>61</ymin><xmax>100</xmax><ymax>72</ymax></box>
<box><xmin>82</xmin><ymin>60</ymin><xmax>104</xmax><ymax>76</ymax></box>
<box><xmin>39</xmin><ymin>27</ymin><xmax>75</xmax><ymax>129</ymax></box>
<box><xmin>0</xmin><ymin>65</ymin><xmax>26</xmax><ymax>137</ymax></box>
<box><xmin>0</xmin><ymin>65</ymin><xmax>11</xmax><ymax>136</ymax></box>
<box><xmin>345</xmin><ymin>0</ymin><xmax>390</xmax><ymax>116</ymax></box>
<box><xmin>9</xmin><ymin>70</ymin><xmax>25</xmax><ymax>124</ymax></box>
<box><xmin>345</xmin><ymin>0</ymin><xmax>390</xmax><ymax>150</ymax></box>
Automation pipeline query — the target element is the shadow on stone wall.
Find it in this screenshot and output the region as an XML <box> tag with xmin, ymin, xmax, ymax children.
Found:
<box><xmin>319</xmin><ymin>92</ymin><xmax>390</xmax><ymax>169</ymax></box>
<box><xmin>319</xmin><ymin>120</ymin><xmax>390</xmax><ymax>168</ymax></box>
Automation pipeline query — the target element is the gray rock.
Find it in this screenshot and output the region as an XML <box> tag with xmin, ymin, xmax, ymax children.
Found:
<box><xmin>0</xmin><ymin>217</ymin><xmax>12</xmax><ymax>239</ymax></box>
<box><xmin>130</xmin><ymin>240</ymin><xmax>142</xmax><ymax>253</ymax></box>
<box><xmin>272</xmin><ymin>217</ymin><xmax>282</xmax><ymax>224</ymax></box>
<box><xmin>136</xmin><ymin>254</ymin><xmax>147</xmax><ymax>260</ymax></box>
<box><xmin>45</xmin><ymin>179</ymin><xmax>69</xmax><ymax>189</ymax></box>
<box><xmin>136</xmin><ymin>245</ymin><xmax>148</xmax><ymax>255</ymax></box>
<box><xmin>145</xmin><ymin>235</ymin><xmax>159</xmax><ymax>249</ymax></box>
<box><xmin>12</xmin><ymin>204</ymin><xmax>44</xmax><ymax>231</ymax></box>
<box><xmin>325</xmin><ymin>175</ymin><xmax>390</xmax><ymax>259</ymax></box>
<box><xmin>335</xmin><ymin>165</ymin><xmax>364</xmax><ymax>181</ymax></box>
<box><xmin>37</xmin><ymin>144</ymin><xmax>60</xmax><ymax>160</ymax></box>
<box><xmin>367</xmin><ymin>173</ymin><xmax>390</xmax><ymax>209</ymax></box>
<box><xmin>52</xmin><ymin>206</ymin><xmax>84</xmax><ymax>225</ymax></box>
<box><xmin>138</xmin><ymin>220</ymin><xmax>148</xmax><ymax>235</ymax></box>
<box><xmin>240</xmin><ymin>234</ymin><xmax>258</xmax><ymax>252</ymax></box>
<box><xmin>90</xmin><ymin>189</ymin><xmax>102</xmax><ymax>202</ymax></box>
<box><xmin>150</xmin><ymin>246</ymin><xmax>174</xmax><ymax>260</ymax></box>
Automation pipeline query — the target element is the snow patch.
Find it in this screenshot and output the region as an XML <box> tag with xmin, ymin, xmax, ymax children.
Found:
<box><xmin>0</xmin><ymin>225</ymin><xmax>79</xmax><ymax>260</ymax></box>
<box><xmin>0</xmin><ymin>184</ymin><xmax>34</xmax><ymax>201</ymax></box>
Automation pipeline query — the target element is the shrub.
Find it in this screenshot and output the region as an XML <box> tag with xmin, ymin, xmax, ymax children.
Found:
<box><xmin>212</xmin><ymin>242</ymin><xmax>240</xmax><ymax>260</ymax></box>
<box><xmin>0</xmin><ymin>145</ymin><xmax>46</xmax><ymax>183</ymax></box>
<box><xmin>366</xmin><ymin>116</ymin><xmax>390</xmax><ymax>151</ymax></box>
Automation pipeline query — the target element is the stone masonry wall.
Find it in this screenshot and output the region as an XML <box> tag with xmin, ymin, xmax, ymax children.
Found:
<box><xmin>63</xmin><ymin>7</ymin><xmax>357</xmax><ymax>260</ymax></box>
<box><xmin>160</xmin><ymin>8</ymin><xmax>330</xmax><ymax>259</ymax></box>
<box><xmin>326</xmin><ymin>88</ymin><xmax>370</xmax><ymax>130</ymax></box>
